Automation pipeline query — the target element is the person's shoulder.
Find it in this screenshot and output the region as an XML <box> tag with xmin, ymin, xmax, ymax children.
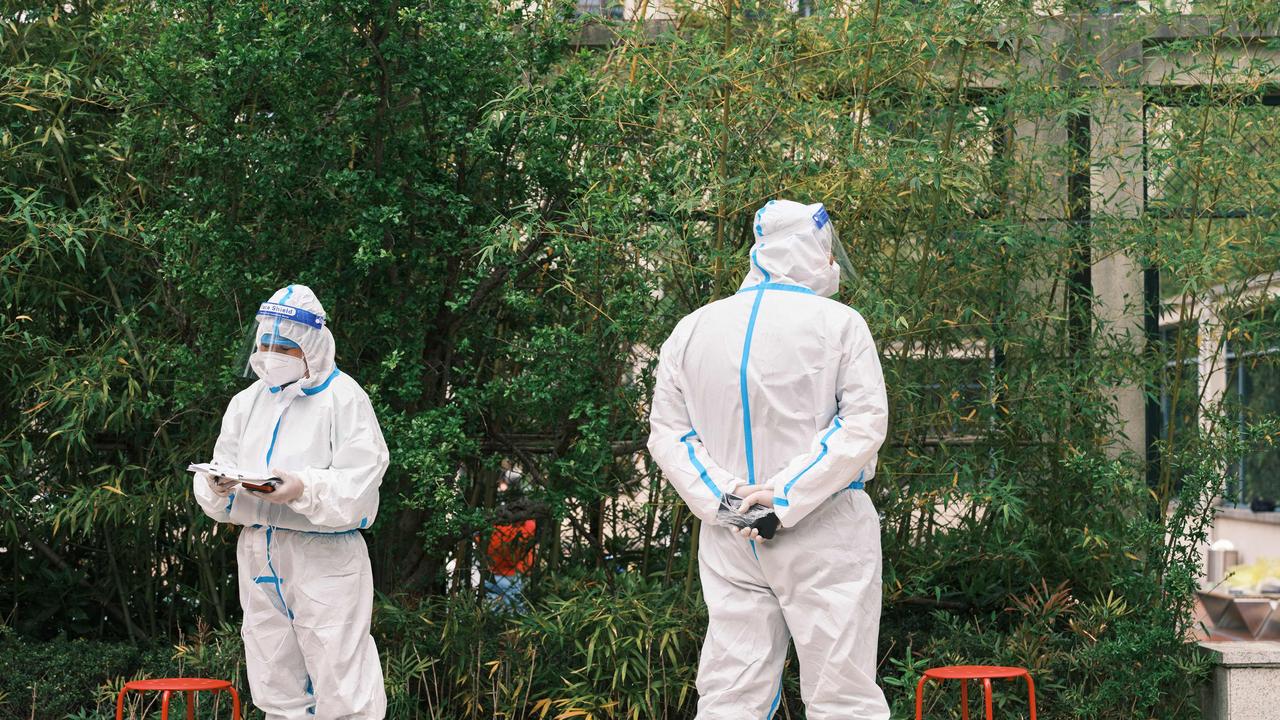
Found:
<box><xmin>298</xmin><ymin>369</ymin><xmax>373</xmax><ymax>410</ymax></box>
<box><xmin>813</xmin><ymin>299</ymin><xmax>872</xmax><ymax>337</ymax></box>
<box><xmin>664</xmin><ymin>303</ymin><xmax>713</xmax><ymax>345</ymax></box>
<box><xmin>780</xmin><ymin>293</ymin><xmax>861</xmax><ymax>321</ymax></box>
<box><xmin>328</xmin><ymin>369</ymin><xmax>372</xmax><ymax>399</ymax></box>
<box><xmin>680</xmin><ymin>300</ymin><xmax>720</xmax><ymax>324</ymax></box>
<box><xmin>662</xmin><ymin>296</ymin><xmax>745</xmax><ymax>349</ymax></box>
<box><xmin>836</xmin><ymin>302</ymin><xmax>869</xmax><ymax>326</ymax></box>
<box><xmin>685</xmin><ymin>292</ymin><xmax>757</xmax><ymax>324</ymax></box>
<box><xmin>814</xmin><ymin>296</ymin><xmax>867</xmax><ymax>321</ymax></box>
<box><xmin>229</xmin><ymin>380</ymin><xmax>266</xmax><ymax>406</ymax></box>
<box><xmin>325</xmin><ymin>372</ymin><xmax>387</xmax><ymax>423</ymax></box>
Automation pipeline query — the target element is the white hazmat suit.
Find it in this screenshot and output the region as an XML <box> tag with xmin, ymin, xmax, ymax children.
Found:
<box><xmin>648</xmin><ymin>200</ymin><xmax>891</xmax><ymax>719</ymax></box>
<box><xmin>194</xmin><ymin>285</ymin><xmax>389</xmax><ymax>720</ymax></box>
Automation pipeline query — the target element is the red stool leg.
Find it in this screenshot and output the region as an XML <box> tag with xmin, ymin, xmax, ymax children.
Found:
<box><xmin>162</xmin><ymin>690</ymin><xmax>172</xmax><ymax>720</ymax></box>
<box><xmin>982</xmin><ymin>679</ymin><xmax>993</xmax><ymax>720</ymax></box>
<box><xmin>960</xmin><ymin>679</ymin><xmax>970</xmax><ymax>720</ymax></box>
<box><xmin>229</xmin><ymin>686</ymin><xmax>242</xmax><ymax>720</ymax></box>
<box><xmin>115</xmin><ymin>687</ymin><xmax>128</xmax><ymax>720</ymax></box>
<box><xmin>915</xmin><ymin>676</ymin><xmax>927</xmax><ymax>720</ymax></box>
<box><xmin>1025</xmin><ymin>673</ymin><xmax>1038</xmax><ymax>720</ymax></box>
<box><xmin>186</xmin><ymin>690</ymin><xmax>195</xmax><ymax>720</ymax></box>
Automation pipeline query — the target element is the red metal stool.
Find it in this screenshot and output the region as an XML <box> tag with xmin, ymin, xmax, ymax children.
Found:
<box><xmin>915</xmin><ymin>665</ymin><xmax>1037</xmax><ymax>720</ymax></box>
<box><xmin>115</xmin><ymin>678</ymin><xmax>241</xmax><ymax>720</ymax></box>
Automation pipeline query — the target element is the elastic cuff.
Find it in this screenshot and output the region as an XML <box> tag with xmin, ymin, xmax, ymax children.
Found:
<box><xmin>713</xmin><ymin>472</ymin><xmax>742</xmax><ymax>498</ymax></box>
<box><xmin>697</xmin><ymin>498</ymin><xmax>722</xmax><ymax>526</ymax></box>
<box><xmin>287</xmin><ymin>476</ymin><xmax>317</xmax><ymax>515</ymax></box>
<box><xmin>773</xmin><ymin>501</ymin><xmax>798</xmax><ymax>528</ymax></box>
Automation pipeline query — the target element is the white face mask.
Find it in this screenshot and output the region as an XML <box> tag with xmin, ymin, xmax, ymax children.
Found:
<box><xmin>249</xmin><ymin>352</ymin><xmax>307</xmax><ymax>387</ymax></box>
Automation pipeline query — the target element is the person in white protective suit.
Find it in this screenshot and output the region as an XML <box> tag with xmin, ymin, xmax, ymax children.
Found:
<box><xmin>647</xmin><ymin>200</ymin><xmax>890</xmax><ymax>719</ymax></box>
<box><xmin>193</xmin><ymin>284</ymin><xmax>389</xmax><ymax>720</ymax></box>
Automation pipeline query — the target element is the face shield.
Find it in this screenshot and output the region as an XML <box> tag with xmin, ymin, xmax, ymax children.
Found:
<box><xmin>828</xmin><ymin>220</ymin><xmax>859</xmax><ymax>292</ymax></box>
<box><xmin>238</xmin><ymin>300</ymin><xmax>327</xmax><ymax>380</ymax></box>
<box><xmin>811</xmin><ymin>204</ymin><xmax>858</xmax><ymax>297</ymax></box>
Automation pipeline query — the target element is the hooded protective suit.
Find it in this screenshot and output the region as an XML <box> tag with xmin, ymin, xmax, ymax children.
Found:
<box><xmin>647</xmin><ymin>200</ymin><xmax>890</xmax><ymax>719</ymax></box>
<box><xmin>194</xmin><ymin>285</ymin><xmax>389</xmax><ymax>720</ymax></box>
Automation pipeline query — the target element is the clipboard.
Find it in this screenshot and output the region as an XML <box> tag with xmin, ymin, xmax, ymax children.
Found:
<box><xmin>187</xmin><ymin>462</ymin><xmax>280</xmax><ymax>493</ymax></box>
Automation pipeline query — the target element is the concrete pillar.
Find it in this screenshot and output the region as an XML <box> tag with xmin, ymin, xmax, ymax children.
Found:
<box><xmin>1200</xmin><ymin>641</ymin><xmax>1280</xmax><ymax>720</ymax></box>
<box><xmin>1091</xmin><ymin>89</ymin><xmax>1147</xmax><ymax>458</ymax></box>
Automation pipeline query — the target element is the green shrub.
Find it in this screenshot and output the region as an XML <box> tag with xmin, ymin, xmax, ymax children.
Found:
<box><xmin>0</xmin><ymin>622</ymin><xmax>255</xmax><ymax>720</ymax></box>
<box><xmin>376</xmin><ymin>571</ymin><xmax>705</xmax><ymax>719</ymax></box>
<box><xmin>2</xmin><ymin>575</ymin><xmax>701</xmax><ymax>720</ymax></box>
<box><xmin>0</xmin><ymin>625</ymin><xmax>147</xmax><ymax>719</ymax></box>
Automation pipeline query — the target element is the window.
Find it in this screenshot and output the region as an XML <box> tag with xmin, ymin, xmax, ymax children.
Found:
<box><xmin>868</xmin><ymin>98</ymin><xmax>1007</xmax><ymax>217</ymax></box>
<box><xmin>1226</xmin><ymin>341</ymin><xmax>1280</xmax><ymax>505</ymax></box>
<box><xmin>1155</xmin><ymin>323</ymin><xmax>1200</xmax><ymax>486</ymax></box>
<box><xmin>576</xmin><ymin>0</ymin><xmax>624</xmax><ymax>19</ymax></box>
<box><xmin>1147</xmin><ymin>97</ymin><xmax>1280</xmax><ymax>303</ymax></box>
<box><xmin>1146</xmin><ymin>96</ymin><xmax>1280</xmax><ymax>219</ymax></box>
<box><xmin>1146</xmin><ymin>92</ymin><xmax>1280</xmax><ymax>505</ymax></box>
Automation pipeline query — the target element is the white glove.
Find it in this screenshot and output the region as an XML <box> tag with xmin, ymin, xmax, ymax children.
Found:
<box><xmin>728</xmin><ymin>480</ymin><xmax>771</xmax><ymax>497</ymax></box>
<box><xmin>202</xmin><ymin>472</ymin><xmax>234</xmax><ymax>498</ymax></box>
<box><xmin>735</xmin><ymin>488</ymin><xmax>776</xmax><ymax>542</ymax></box>
<box><xmin>256</xmin><ymin>468</ymin><xmax>305</xmax><ymax>504</ymax></box>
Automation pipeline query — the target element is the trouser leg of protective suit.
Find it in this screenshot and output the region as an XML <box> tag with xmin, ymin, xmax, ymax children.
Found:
<box><xmin>695</xmin><ymin>522</ymin><xmax>790</xmax><ymax>720</ymax></box>
<box><xmin>239</xmin><ymin>527</ymin><xmax>312</xmax><ymax>720</ymax></box>
<box><xmin>768</xmin><ymin>490</ymin><xmax>888</xmax><ymax>720</ymax></box>
<box><xmin>239</xmin><ymin>527</ymin><xmax>387</xmax><ymax>720</ymax></box>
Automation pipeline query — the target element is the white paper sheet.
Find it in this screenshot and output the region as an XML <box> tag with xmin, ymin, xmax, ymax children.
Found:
<box><xmin>186</xmin><ymin>462</ymin><xmax>276</xmax><ymax>484</ymax></box>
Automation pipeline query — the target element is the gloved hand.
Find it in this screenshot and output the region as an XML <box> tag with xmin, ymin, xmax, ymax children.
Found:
<box><xmin>202</xmin><ymin>472</ymin><xmax>234</xmax><ymax>498</ymax></box>
<box><xmin>739</xmin><ymin>488</ymin><xmax>775</xmax><ymax>512</ymax></box>
<box><xmin>729</xmin><ymin>480</ymin><xmax>770</xmax><ymax>497</ymax></box>
<box><xmin>257</xmin><ymin>468</ymin><xmax>305</xmax><ymax>504</ymax></box>
<box><xmin>736</xmin><ymin>489</ymin><xmax>778</xmax><ymax>542</ymax></box>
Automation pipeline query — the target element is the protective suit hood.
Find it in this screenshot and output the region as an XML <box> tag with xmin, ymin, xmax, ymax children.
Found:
<box><xmin>255</xmin><ymin>284</ymin><xmax>337</xmax><ymax>391</ymax></box>
<box><xmin>739</xmin><ymin>199</ymin><xmax>840</xmax><ymax>297</ymax></box>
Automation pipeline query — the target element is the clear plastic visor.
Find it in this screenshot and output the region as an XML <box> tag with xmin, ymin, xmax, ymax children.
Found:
<box><xmin>236</xmin><ymin>302</ymin><xmax>324</xmax><ymax>378</ymax></box>
<box><xmin>829</xmin><ymin>223</ymin><xmax>858</xmax><ymax>290</ymax></box>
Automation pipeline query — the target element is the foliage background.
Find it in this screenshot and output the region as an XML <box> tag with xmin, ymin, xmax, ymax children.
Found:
<box><xmin>4</xmin><ymin>0</ymin><xmax>1280</xmax><ymax>718</ymax></box>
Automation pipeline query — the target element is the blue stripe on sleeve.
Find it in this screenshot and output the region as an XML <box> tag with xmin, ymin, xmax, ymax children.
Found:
<box><xmin>680</xmin><ymin>430</ymin><xmax>722</xmax><ymax>498</ymax></box>
<box><xmin>782</xmin><ymin>417</ymin><xmax>843</xmax><ymax>496</ymax></box>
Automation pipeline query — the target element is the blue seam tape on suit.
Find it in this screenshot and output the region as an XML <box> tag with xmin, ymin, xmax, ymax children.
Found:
<box><xmin>270</xmin><ymin>285</ymin><xmax>295</xmax><ymax>344</ymax></box>
<box><xmin>740</xmin><ymin>288</ymin><xmax>766</xmax><ymax>485</ymax></box>
<box><xmin>764</xmin><ymin>672</ymin><xmax>783</xmax><ymax>719</ymax></box>
<box><xmin>302</xmin><ymin>368</ymin><xmax>340</xmax><ymax>395</ymax></box>
<box><xmin>265</xmin><ymin>415</ymin><xmax>283</xmax><ymax>465</ymax></box>
<box><xmin>262</xmin><ymin>526</ymin><xmax>294</xmax><ymax>619</ymax></box>
<box><xmin>737</xmin><ymin>282</ymin><xmax>816</xmax><ymax>295</ymax></box>
<box><xmin>680</xmin><ymin>429</ymin><xmax>722</xmax><ymax>498</ymax></box>
<box><xmin>782</xmin><ymin>417</ymin><xmax>844</xmax><ymax>496</ymax></box>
